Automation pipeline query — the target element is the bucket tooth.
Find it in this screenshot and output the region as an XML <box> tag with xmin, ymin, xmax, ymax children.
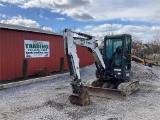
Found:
<box><xmin>69</xmin><ymin>88</ymin><xmax>91</xmax><ymax>106</ymax></box>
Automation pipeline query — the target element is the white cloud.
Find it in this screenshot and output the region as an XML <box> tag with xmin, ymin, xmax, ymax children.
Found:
<box><xmin>0</xmin><ymin>0</ymin><xmax>26</xmax><ymax>5</ymax></box>
<box><xmin>83</xmin><ymin>23</ymin><xmax>160</xmax><ymax>42</ymax></box>
<box><xmin>90</xmin><ymin>0</ymin><xmax>160</xmax><ymax>23</ymax></box>
<box><xmin>0</xmin><ymin>15</ymin><xmax>40</xmax><ymax>28</ymax></box>
<box><xmin>0</xmin><ymin>15</ymin><xmax>55</xmax><ymax>32</ymax></box>
<box><xmin>41</xmin><ymin>26</ymin><xmax>55</xmax><ymax>32</ymax></box>
<box><xmin>62</xmin><ymin>8</ymin><xmax>94</xmax><ymax>21</ymax></box>
<box><xmin>116</xmin><ymin>25</ymin><xmax>150</xmax><ymax>34</ymax></box>
<box><xmin>0</xmin><ymin>14</ymin><xmax>7</xmax><ymax>18</ymax></box>
<box><xmin>92</xmin><ymin>24</ymin><xmax>123</xmax><ymax>32</ymax></box>
<box><xmin>0</xmin><ymin>0</ymin><xmax>94</xmax><ymax>21</ymax></box>
<box><xmin>85</xmin><ymin>25</ymin><xmax>93</xmax><ymax>29</ymax></box>
<box><xmin>56</xmin><ymin>18</ymin><xmax>65</xmax><ymax>20</ymax></box>
<box><xmin>85</xmin><ymin>24</ymin><xmax>150</xmax><ymax>35</ymax></box>
<box><xmin>0</xmin><ymin>3</ymin><xmax>5</xmax><ymax>6</ymax></box>
<box><xmin>39</xmin><ymin>14</ymin><xmax>48</xmax><ymax>19</ymax></box>
<box><xmin>18</xmin><ymin>0</ymin><xmax>92</xmax><ymax>9</ymax></box>
<box><xmin>1</xmin><ymin>0</ymin><xmax>160</xmax><ymax>23</ymax></box>
<box><xmin>19</xmin><ymin>0</ymin><xmax>46</xmax><ymax>9</ymax></box>
<box><xmin>151</xmin><ymin>26</ymin><xmax>160</xmax><ymax>32</ymax></box>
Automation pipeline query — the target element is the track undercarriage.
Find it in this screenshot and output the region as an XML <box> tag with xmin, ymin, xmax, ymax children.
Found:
<box><xmin>89</xmin><ymin>78</ymin><xmax>139</xmax><ymax>97</ymax></box>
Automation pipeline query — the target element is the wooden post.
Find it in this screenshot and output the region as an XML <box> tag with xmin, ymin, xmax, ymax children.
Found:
<box><xmin>22</xmin><ymin>59</ymin><xmax>28</xmax><ymax>79</ymax></box>
<box><xmin>60</xmin><ymin>57</ymin><xmax>64</xmax><ymax>72</ymax></box>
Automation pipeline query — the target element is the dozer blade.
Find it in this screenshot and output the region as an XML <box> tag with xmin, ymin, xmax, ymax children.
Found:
<box><xmin>69</xmin><ymin>88</ymin><xmax>91</xmax><ymax>106</ymax></box>
<box><xmin>84</xmin><ymin>86</ymin><xmax>124</xmax><ymax>99</ymax></box>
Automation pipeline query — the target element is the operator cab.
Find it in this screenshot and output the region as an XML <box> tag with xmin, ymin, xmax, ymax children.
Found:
<box><xmin>104</xmin><ymin>34</ymin><xmax>132</xmax><ymax>81</ymax></box>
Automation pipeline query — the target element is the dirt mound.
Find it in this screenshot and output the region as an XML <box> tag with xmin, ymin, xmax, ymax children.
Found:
<box><xmin>81</xmin><ymin>62</ymin><xmax>160</xmax><ymax>84</ymax></box>
<box><xmin>131</xmin><ymin>61</ymin><xmax>160</xmax><ymax>81</ymax></box>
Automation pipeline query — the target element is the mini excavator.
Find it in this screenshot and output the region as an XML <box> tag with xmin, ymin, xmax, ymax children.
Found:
<box><xmin>63</xmin><ymin>29</ymin><xmax>139</xmax><ymax>106</ymax></box>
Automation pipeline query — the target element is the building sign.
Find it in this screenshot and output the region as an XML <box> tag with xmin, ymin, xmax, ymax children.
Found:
<box><xmin>24</xmin><ymin>40</ymin><xmax>50</xmax><ymax>58</ymax></box>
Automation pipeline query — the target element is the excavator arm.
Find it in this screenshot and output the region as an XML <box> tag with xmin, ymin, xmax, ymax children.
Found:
<box><xmin>63</xmin><ymin>29</ymin><xmax>105</xmax><ymax>105</ymax></box>
<box><xmin>64</xmin><ymin>29</ymin><xmax>105</xmax><ymax>79</ymax></box>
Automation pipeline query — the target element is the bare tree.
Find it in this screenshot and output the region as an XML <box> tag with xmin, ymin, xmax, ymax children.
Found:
<box><xmin>153</xmin><ymin>32</ymin><xmax>160</xmax><ymax>46</ymax></box>
<box><xmin>131</xmin><ymin>35</ymin><xmax>143</xmax><ymax>55</ymax></box>
<box><xmin>151</xmin><ymin>32</ymin><xmax>160</xmax><ymax>60</ymax></box>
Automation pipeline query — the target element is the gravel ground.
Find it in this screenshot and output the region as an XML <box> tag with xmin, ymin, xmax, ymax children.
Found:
<box><xmin>0</xmin><ymin>62</ymin><xmax>160</xmax><ymax>120</ymax></box>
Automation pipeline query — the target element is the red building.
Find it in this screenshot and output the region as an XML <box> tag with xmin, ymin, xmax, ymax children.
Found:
<box><xmin>0</xmin><ymin>23</ymin><xmax>94</xmax><ymax>81</ymax></box>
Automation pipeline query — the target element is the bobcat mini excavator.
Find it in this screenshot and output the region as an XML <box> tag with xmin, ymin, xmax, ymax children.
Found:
<box><xmin>63</xmin><ymin>29</ymin><xmax>139</xmax><ymax>106</ymax></box>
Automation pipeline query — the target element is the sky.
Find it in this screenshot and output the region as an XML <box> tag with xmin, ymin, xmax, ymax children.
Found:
<box><xmin>0</xmin><ymin>0</ymin><xmax>160</xmax><ymax>43</ymax></box>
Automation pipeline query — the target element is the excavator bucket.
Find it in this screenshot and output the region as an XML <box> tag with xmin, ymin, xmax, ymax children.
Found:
<box><xmin>69</xmin><ymin>88</ymin><xmax>91</xmax><ymax>106</ymax></box>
